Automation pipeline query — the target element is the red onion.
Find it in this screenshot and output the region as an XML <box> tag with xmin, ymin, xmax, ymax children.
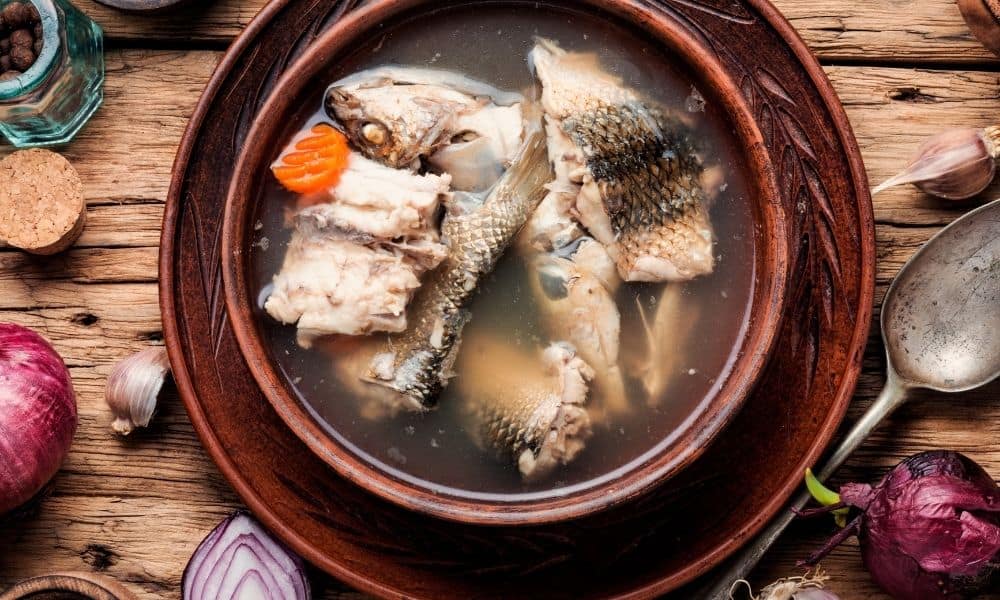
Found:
<box><xmin>802</xmin><ymin>451</ymin><xmax>1000</xmax><ymax>600</ymax></box>
<box><xmin>183</xmin><ymin>511</ymin><xmax>311</xmax><ymax>600</ymax></box>
<box><xmin>0</xmin><ymin>322</ymin><xmax>77</xmax><ymax>515</ymax></box>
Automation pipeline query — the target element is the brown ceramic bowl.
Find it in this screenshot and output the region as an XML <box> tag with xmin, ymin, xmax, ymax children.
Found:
<box><xmin>222</xmin><ymin>0</ymin><xmax>788</xmax><ymax>525</ymax></box>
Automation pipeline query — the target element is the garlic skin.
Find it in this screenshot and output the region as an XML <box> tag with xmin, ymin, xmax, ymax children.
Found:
<box><xmin>105</xmin><ymin>346</ymin><xmax>171</xmax><ymax>435</ymax></box>
<box><xmin>872</xmin><ymin>125</ymin><xmax>1000</xmax><ymax>200</ymax></box>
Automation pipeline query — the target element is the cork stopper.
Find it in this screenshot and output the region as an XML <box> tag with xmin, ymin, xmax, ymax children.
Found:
<box><xmin>0</xmin><ymin>149</ymin><xmax>86</xmax><ymax>255</ymax></box>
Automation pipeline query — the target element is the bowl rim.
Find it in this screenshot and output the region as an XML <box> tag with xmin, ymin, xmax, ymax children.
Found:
<box><xmin>220</xmin><ymin>0</ymin><xmax>789</xmax><ymax>526</ymax></box>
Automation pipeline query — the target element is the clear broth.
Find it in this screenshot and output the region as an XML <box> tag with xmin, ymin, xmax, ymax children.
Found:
<box><xmin>250</xmin><ymin>4</ymin><xmax>756</xmax><ymax>499</ymax></box>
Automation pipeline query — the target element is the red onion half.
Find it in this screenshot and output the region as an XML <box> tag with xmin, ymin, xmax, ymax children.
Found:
<box><xmin>0</xmin><ymin>322</ymin><xmax>77</xmax><ymax>515</ymax></box>
<box><xmin>183</xmin><ymin>511</ymin><xmax>311</xmax><ymax>600</ymax></box>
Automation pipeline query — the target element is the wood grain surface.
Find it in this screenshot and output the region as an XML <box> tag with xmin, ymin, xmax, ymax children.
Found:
<box><xmin>1</xmin><ymin>2</ymin><xmax>999</xmax><ymax>599</ymax></box>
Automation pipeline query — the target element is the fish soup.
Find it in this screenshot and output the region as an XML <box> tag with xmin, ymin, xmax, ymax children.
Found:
<box><xmin>250</xmin><ymin>4</ymin><xmax>756</xmax><ymax>498</ymax></box>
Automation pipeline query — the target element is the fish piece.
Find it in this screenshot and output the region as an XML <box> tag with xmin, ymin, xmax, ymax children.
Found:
<box><xmin>568</xmin><ymin>236</ymin><xmax>621</xmax><ymax>293</ymax></box>
<box><xmin>295</xmin><ymin>202</ymin><xmax>448</xmax><ymax>270</ymax></box>
<box><xmin>264</xmin><ymin>153</ymin><xmax>450</xmax><ymax>346</ymax></box>
<box><xmin>530</xmin><ymin>244</ymin><xmax>627</xmax><ymax>418</ymax></box>
<box><xmin>327</xmin><ymin>66</ymin><xmax>523</xmax><ymax>190</ymax></box>
<box><xmin>515</xmin><ymin>117</ymin><xmax>587</xmax><ymax>254</ymax></box>
<box><xmin>628</xmin><ymin>284</ymin><xmax>700</xmax><ymax>405</ymax></box>
<box><xmin>457</xmin><ymin>334</ymin><xmax>594</xmax><ymax>481</ymax></box>
<box><xmin>315</xmin><ymin>335</ymin><xmax>410</xmax><ymax>420</ymax></box>
<box><xmin>265</xmin><ymin>236</ymin><xmax>424</xmax><ymax>345</ymax></box>
<box><xmin>314</xmin><ymin>152</ymin><xmax>449</xmax><ymax>240</ymax></box>
<box><xmin>515</xmin><ymin>187</ymin><xmax>583</xmax><ymax>255</ymax></box>
<box><xmin>530</xmin><ymin>38</ymin><xmax>715</xmax><ymax>283</ymax></box>
<box><xmin>364</xmin><ymin>125</ymin><xmax>552</xmax><ymax>412</ymax></box>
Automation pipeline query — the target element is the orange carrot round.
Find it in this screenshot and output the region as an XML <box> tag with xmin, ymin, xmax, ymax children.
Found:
<box><xmin>271</xmin><ymin>123</ymin><xmax>350</xmax><ymax>194</ymax></box>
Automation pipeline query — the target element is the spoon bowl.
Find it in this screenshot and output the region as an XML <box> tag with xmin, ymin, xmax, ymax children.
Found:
<box><xmin>882</xmin><ymin>200</ymin><xmax>1000</xmax><ymax>392</ymax></box>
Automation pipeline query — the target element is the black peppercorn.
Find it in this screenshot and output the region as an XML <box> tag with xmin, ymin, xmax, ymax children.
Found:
<box><xmin>1</xmin><ymin>2</ymin><xmax>29</xmax><ymax>29</ymax></box>
<box><xmin>9</xmin><ymin>44</ymin><xmax>31</xmax><ymax>71</ymax></box>
<box><xmin>10</xmin><ymin>28</ymin><xmax>31</xmax><ymax>48</ymax></box>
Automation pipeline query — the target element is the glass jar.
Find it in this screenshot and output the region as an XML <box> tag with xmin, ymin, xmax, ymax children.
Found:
<box><xmin>0</xmin><ymin>0</ymin><xmax>104</xmax><ymax>147</ymax></box>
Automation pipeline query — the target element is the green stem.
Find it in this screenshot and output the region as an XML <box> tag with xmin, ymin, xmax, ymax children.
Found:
<box><xmin>804</xmin><ymin>468</ymin><xmax>849</xmax><ymax>528</ymax></box>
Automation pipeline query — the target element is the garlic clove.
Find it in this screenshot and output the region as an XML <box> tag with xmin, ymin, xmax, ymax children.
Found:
<box><xmin>872</xmin><ymin>125</ymin><xmax>1000</xmax><ymax>200</ymax></box>
<box><xmin>105</xmin><ymin>346</ymin><xmax>171</xmax><ymax>436</ymax></box>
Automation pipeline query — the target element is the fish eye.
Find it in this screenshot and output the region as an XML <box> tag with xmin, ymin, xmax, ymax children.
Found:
<box><xmin>450</xmin><ymin>130</ymin><xmax>481</xmax><ymax>144</ymax></box>
<box><xmin>361</xmin><ymin>122</ymin><xmax>389</xmax><ymax>146</ymax></box>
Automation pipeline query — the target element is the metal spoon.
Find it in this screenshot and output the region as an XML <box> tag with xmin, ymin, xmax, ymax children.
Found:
<box><xmin>701</xmin><ymin>198</ymin><xmax>1000</xmax><ymax>599</ymax></box>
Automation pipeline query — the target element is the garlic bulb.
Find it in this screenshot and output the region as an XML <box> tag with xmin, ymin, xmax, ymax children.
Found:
<box><xmin>872</xmin><ymin>125</ymin><xmax>1000</xmax><ymax>200</ymax></box>
<box><xmin>105</xmin><ymin>346</ymin><xmax>171</xmax><ymax>435</ymax></box>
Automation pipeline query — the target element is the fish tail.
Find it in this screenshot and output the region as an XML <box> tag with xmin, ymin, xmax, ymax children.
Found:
<box><xmin>492</xmin><ymin>122</ymin><xmax>552</xmax><ymax>210</ymax></box>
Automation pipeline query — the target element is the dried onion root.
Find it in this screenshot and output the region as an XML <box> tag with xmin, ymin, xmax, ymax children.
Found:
<box><xmin>729</xmin><ymin>569</ymin><xmax>839</xmax><ymax>600</ymax></box>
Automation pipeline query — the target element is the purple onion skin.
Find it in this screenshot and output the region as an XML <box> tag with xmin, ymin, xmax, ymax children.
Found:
<box><xmin>836</xmin><ymin>451</ymin><xmax>1000</xmax><ymax>600</ymax></box>
<box><xmin>0</xmin><ymin>323</ymin><xmax>77</xmax><ymax>515</ymax></box>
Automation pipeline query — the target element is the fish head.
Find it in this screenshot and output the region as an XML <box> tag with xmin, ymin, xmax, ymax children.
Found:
<box><xmin>427</xmin><ymin>103</ymin><xmax>525</xmax><ymax>192</ymax></box>
<box><xmin>326</xmin><ymin>80</ymin><xmax>472</xmax><ymax>169</ymax></box>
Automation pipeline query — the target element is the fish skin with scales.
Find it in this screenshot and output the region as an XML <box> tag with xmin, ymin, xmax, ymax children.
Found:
<box><xmin>530</xmin><ymin>38</ymin><xmax>715</xmax><ymax>283</ymax></box>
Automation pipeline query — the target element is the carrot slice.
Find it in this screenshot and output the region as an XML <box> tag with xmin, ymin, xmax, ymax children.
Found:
<box><xmin>271</xmin><ymin>123</ymin><xmax>350</xmax><ymax>194</ymax></box>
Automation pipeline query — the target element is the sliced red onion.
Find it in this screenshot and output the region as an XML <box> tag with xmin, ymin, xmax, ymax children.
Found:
<box><xmin>183</xmin><ymin>512</ymin><xmax>311</xmax><ymax>600</ymax></box>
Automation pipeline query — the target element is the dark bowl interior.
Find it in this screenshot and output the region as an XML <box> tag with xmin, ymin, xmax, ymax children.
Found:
<box><xmin>222</xmin><ymin>0</ymin><xmax>788</xmax><ymax>525</ymax></box>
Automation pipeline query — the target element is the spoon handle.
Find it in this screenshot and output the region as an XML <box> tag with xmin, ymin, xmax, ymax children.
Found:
<box><xmin>698</xmin><ymin>371</ymin><xmax>910</xmax><ymax>599</ymax></box>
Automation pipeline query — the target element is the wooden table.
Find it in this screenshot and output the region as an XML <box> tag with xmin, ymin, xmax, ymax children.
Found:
<box><xmin>2</xmin><ymin>1</ymin><xmax>999</xmax><ymax>598</ymax></box>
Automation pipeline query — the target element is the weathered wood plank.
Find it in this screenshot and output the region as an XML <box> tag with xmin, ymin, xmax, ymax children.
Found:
<box><xmin>76</xmin><ymin>0</ymin><xmax>262</xmax><ymax>44</ymax></box>
<box><xmin>77</xmin><ymin>0</ymin><xmax>1000</xmax><ymax>65</ymax></box>
<box><xmin>779</xmin><ymin>0</ymin><xmax>998</xmax><ymax>64</ymax></box>
<box><xmin>0</xmin><ymin>51</ymin><xmax>218</xmax><ymax>205</ymax></box>
<box><xmin>0</xmin><ymin>247</ymin><xmax>159</xmax><ymax>283</ymax></box>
